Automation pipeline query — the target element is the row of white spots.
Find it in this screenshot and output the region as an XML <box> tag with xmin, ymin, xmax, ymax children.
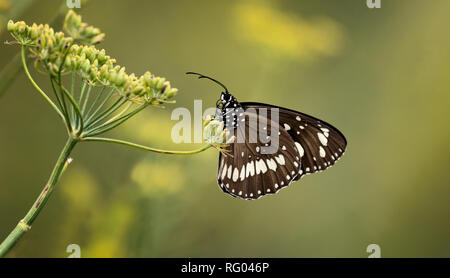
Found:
<box><xmin>255</xmin><ymin>159</ymin><xmax>268</xmax><ymax>174</ymax></box>
<box><xmin>266</xmin><ymin>158</ymin><xmax>277</xmax><ymax>171</ymax></box>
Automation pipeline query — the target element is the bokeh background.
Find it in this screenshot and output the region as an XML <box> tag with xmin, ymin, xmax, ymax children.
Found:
<box><xmin>0</xmin><ymin>0</ymin><xmax>449</xmax><ymax>257</ymax></box>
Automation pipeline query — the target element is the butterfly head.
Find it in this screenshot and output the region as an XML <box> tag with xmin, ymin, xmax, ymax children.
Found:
<box><xmin>218</xmin><ymin>91</ymin><xmax>239</xmax><ymax>109</ymax></box>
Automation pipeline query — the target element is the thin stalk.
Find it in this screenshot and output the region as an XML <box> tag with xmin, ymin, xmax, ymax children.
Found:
<box><xmin>84</xmin><ymin>103</ymin><xmax>146</xmax><ymax>137</ymax></box>
<box><xmin>84</xmin><ymin>137</ymin><xmax>212</xmax><ymax>155</ymax></box>
<box><xmin>67</xmin><ymin>73</ymin><xmax>74</xmax><ymax>122</ymax></box>
<box><xmin>103</xmin><ymin>102</ymin><xmax>132</xmax><ymax>124</ymax></box>
<box><xmin>84</xmin><ymin>86</ymin><xmax>105</xmax><ymax>119</ymax></box>
<box><xmin>83</xmin><ymin>88</ymin><xmax>115</xmax><ymax>124</ymax></box>
<box><xmin>49</xmin><ymin>76</ymin><xmax>66</xmax><ymax>116</ymax></box>
<box><xmin>84</xmin><ymin>97</ymin><xmax>127</xmax><ymax>130</ymax></box>
<box><xmin>50</xmin><ymin>77</ymin><xmax>72</xmax><ymax>132</ymax></box>
<box><xmin>59</xmin><ymin>85</ymin><xmax>84</xmax><ymax>135</ymax></box>
<box><xmin>81</xmin><ymin>84</ymin><xmax>92</xmax><ymax>115</ymax></box>
<box><xmin>0</xmin><ymin>137</ymin><xmax>77</xmax><ymax>257</ymax></box>
<box><xmin>21</xmin><ymin>46</ymin><xmax>65</xmax><ymax>121</ymax></box>
<box><xmin>77</xmin><ymin>79</ymin><xmax>87</xmax><ymax>107</ymax></box>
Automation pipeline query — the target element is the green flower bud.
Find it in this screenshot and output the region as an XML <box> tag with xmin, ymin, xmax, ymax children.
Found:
<box><xmin>109</xmin><ymin>70</ymin><xmax>118</xmax><ymax>84</ymax></box>
<box><xmin>116</xmin><ymin>72</ymin><xmax>127</xmax><ymax>86</ymax></box>
<box><xmin>81</xmin><ymin>59</ymin><xmax>91</xmax><ymax>72</ymax></box>
<box><xmin>156</xmin><ymin>78</ymin><xmax>166</xmax><ymax>90</ymax></box>
<box><xmin>17</xmin><ymin>21</ymin><xmax>26</xmax><ymax>33</ymax></box>
<box><xmin>7</xmin><ymin>20</ymin><xmax>15</xmax><ymax>32</ymax></box>
<box><xmin>164</xmin><ymin>88</ymin><xmax>178</xmax><ymax>99</ymax></box>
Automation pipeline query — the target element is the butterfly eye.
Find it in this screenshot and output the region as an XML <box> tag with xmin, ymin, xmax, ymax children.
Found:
<box><xmin>221</xmin><ymin>93</ymin><xmax>231</xmax><ymax>102</ymax></box>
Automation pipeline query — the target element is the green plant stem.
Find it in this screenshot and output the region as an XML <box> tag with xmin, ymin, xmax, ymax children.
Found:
<box><xmin>59</xmin><ymin>85</ymin><xmax>84</xmax><ymax>135</ymax></box>
<box><xmin>84</xmin><ymin>88</ymin><xmax>114</xmax><ymax>124</ymax></box>
<box><xmin>50</xmin><ymin>77</ymin><xmax>72</xmax><ymax>132</ymax></box>
<box><xmin>84</xmin><ymin>103</ymin><xmax>147</xmax><ymax>137</ymax></box>
<box><xmin>0</xmin><ymin>137</ymin><xmax>77</xmax><ymax>257</ymax></box>
<box><xmin>83</xmin><ymin>97</ymin><xmax>127</xmax><ymax>130</ymax></box>
<box><xmin>21</xmin><ymin>46</ymin><xmax>65</xmax><ymax>121</ymax></box>
<box><xmin>84</xmin><ymin>137</ymin><xmax>212</xmax><ymax>155</ymax></box>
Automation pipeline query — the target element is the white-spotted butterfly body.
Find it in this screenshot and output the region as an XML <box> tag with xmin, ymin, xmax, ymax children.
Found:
<box><xmin>187</xmin><ymin>72</ymin><xmax>347</xmax><ymax>200</ymax></box>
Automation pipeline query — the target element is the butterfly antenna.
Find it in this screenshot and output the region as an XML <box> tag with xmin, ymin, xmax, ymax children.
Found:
<box><xmin>186</xmin><ymin>72</ymin><xmax>229</xmax><ymax>93</ymax></box>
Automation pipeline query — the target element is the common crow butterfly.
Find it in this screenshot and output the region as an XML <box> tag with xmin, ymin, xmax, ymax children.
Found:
<box><xmin>187</xmin><ymin>72</ymin><xmax>347</xmax><ymax>200</ymax></box>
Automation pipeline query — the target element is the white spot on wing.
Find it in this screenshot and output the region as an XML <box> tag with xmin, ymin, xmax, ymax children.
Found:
<box><xmin>246</xmin><ymin>161</ymin><xmax>255</xmax><ymax>177</ymax></box>
<box><xmin>221</xmin><ymin>164</ymin><xmax>227</xmax><ymax>180</ymax></box>
<box><xmin>284</xmin><ymin>123</ymin><xmax>291</xmax><ymax>131</ymax></box>
<box><xmin>233</xmin><ymin>167</ymin><xmax>239</xmax><ymax>182</ymax></box>
<box><xmin>266</xmin><ymin>158</ymin><xmax>277</xmax><ymax>171</ymax></box>
<box><xmin>255</xmin><ymin>159</ymin><xmax>268</xmax><ymax>174</ymax></box>
<box><xmin>275</xmin><ymin>154</ymin><xmax>285</xmax><ymax>165</ymax></box>
<box><xmin>240</xmin><ymin>166</ymin><xmax>246</xmax><ymax>181</ymax></box>
<box><xmin>295</xmin><ymin>142</ymin><xmax>304</xmax><ymax>157</ymax></box>
<box><xmin>319</xmin><ymin>146</ymin><xmax>326</xmax><ymax>158</ymax></box>
<box><xmin>318</xmin><ymin>133</ymin><xmax>328</xmax><ymax>146</ymax></box>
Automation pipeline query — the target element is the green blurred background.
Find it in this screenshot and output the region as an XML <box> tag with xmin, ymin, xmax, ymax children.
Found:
<box><xmin>0</xmin><ymin>0</ymin><xmax>449</xmax><ymax>257</ymax></box>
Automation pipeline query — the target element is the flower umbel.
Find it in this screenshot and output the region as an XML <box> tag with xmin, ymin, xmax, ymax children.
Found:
<box><xmin>203</xmin><ymin>115</ymin><xmax>234</xmax><ymax>154</ymax></box>
<box><xmin>0</xmin><ymin>10</ymin><xmax>211</xmax><ymax>258</ymax></box>
<box><xmin>7</xmin><ymin>12</ymin><xmax>178</xmax><ymax>106</ymax></box>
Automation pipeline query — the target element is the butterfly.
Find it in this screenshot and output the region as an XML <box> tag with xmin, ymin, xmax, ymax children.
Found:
<box><xmin>187</xmin><ymin>72</ymin><xmax>347</xmax><ymax>200</ymax></box>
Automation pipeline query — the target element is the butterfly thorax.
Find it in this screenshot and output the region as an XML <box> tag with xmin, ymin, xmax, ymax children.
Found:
<box><xmin>216</xmin><ymin>92</ymin><xmax>244</xmax><ymax>130</ymax></box>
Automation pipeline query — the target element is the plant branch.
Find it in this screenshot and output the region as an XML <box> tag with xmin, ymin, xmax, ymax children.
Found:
<box><xmin>21</xmin><ymin>46</ymin><xmax>65</xmax><ymax>121</ymax></box>
<box><xmin>84</xmin><ymin>137</ymin><xmax>212</xmax><ymax>155</ymax></box>
<box><xmin>59</xmin><ymin>85</ymin><xmax>84</xmax><ymax>135</ymax></box>
<box><xmin>0</xmin><ymin>137</ymin><xmax>77</xmax><ymax>257</ymax></box>
<box><xmin>84</xmin><ymin>103</ymin><xmax>147</xmax><ymax>137</ymax></box>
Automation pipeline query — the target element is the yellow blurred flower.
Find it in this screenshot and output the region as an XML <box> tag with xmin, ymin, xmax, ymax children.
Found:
<box><xmin>117</xmin><ymin>110</ymin><xmax>174</xmax><ymax>146</ymax></box>
<box><xmin>233</xmin><ymin>1</ymin><xmax>345</xmax><ymax>60</ymax></box>
<box><xmin>0</xmin><ymin>0</ymin><xmax>11</xmax><ymax>12</ymax></box>
<box><xmin>131</xmin><ymin>161</ymin><xmax>184</xmax><ymax>195</ymax></box>
<box><xmin>60</xmin><ymin>166</ymin><xmax>100</xmax><ymax>211</ymax></box>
